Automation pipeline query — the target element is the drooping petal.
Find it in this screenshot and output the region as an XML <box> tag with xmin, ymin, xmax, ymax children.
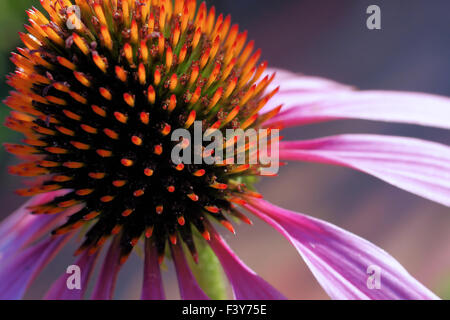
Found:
<box><xmin>44</xmin><ymin>249</ymin><xmax>99</xmax><ymax>300</ymax></box>
<box><xmin>141</xmin><ymin>238</ymin><xmax>165</xmax><ymax>300</ymax></box>
<box><xmin>0</xmin><ymin>192</ymin><xmax>57</xmax><ymax>237</ymax></box>
<box><xmin>206</xmin><ymin>222</ymin><xmax>286</xmax><ymax>300</ymax></box>
<box><xmin>263</xmin><ymin>69</ymin><xmax>450</xmax><ymax>129</ymax></box>
<box><xmin>0</xmin><ymin>233</ymin><xmax>74</xmax><ymax>300</ymax></box>
<box><xmin>264</xmin><ymin>68</ymin><xmax>352</xmax><ymax>93</ymax></box>
<box><xmin>91</xmin><ymin>235</ymin><xmax>122</xmax><ymax>300</ymax></box>
<box><xmin>0</xmin><ymin>191</ymin><xmax>73</xmax><ymax>259</ymax></box>
<box><xmin>279</xmin><ymin>134</ymin><xmax>450</xmax><ymax>206</ymax></box>
<box><xmin>245</xmin><ymin>199</ymin><xmax>440</xmax><ymax>300</ymax></box>
<box><xmin>259</xmin><ymin>68</ymin><xmax>352</xmax><ymax>116</ymax></box>
<box><xmin>170</xmin><ymin>241</ymin><xmax>209</xmax><ymax>300</ymax></box>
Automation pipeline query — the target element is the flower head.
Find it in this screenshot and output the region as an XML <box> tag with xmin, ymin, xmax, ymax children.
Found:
<box><xmin>5</xmin><ymin>0</ymin><xmax>275</xmax><ymax>264</ymax></box>
<box><xmin>1</xmin><ymin>0</ymin><xmax>449</xmax><ymax>300</ymax></box>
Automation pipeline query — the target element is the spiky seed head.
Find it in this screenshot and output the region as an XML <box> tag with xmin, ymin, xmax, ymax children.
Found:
<box><xmin>4</xmin><ymin>0</ymin><xmax>281</xmax><ymax>262</ymax></box>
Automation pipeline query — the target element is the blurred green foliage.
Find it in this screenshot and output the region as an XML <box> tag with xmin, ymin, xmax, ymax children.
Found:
<box><xmin>0</xmin><ymin>0</ymin><xmax>37</xmax><ymax>158</ymax></box>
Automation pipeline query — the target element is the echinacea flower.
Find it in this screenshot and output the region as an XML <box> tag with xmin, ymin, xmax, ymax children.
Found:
<box><xmin>1</xmin><ymin>0</ymin><xmax>449</xmax><ymax>300</ymax></box>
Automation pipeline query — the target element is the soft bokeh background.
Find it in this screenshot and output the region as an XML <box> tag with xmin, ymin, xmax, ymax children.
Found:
<box><xmin>1</xmin><ymin>0</ymin><xmax>449</xmax><ymax>299</ymax></box>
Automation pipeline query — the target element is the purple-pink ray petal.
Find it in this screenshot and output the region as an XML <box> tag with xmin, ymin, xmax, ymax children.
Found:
<box><xmin>91</xmin><ymin>235</ymin><xmax>122</xmax><ymax>300</ymax></box>
<box><xmin>0</xmin><ymin>233</ymin><xmax>74</xmax><ymax>300</ymax></box>
<box><xmin>141</xmin><ymin>238</ymin><xmax>165</xmax><ymax>300</ymax></box>
<box><xmin>44</xmin><ymin>249</ymin><xmax>99</xmax><ymax>300</ymax></box>
<box><xmin>170</xmin><ymin>240</ymin><xmax>209</xmax><ymax>300</ymax></box>
<box><xmin>0</xmin><ymin>192</ymin><xmax>61</xmax><ymax>238</ymax></box>
<box><xmin>262</xmin><ymin>69</ymin><xmax>450</xmax><ymax>129</ymax></box>
<box><xmin>279</xmin><ymin>134</ymin><xmax>450</xmax><ymax>206</ymax></box>
<box><xmin>246</xmin><ymin>199</ymin><xmax>439</xmax><ymax>300</ymax></box>
<box><xmin>264</xmin><ymin>68</ymin><xmax>352</xmax><ymax>92</ymax></box>
<box><xmin>0</xmin><ymin>191</ymin><xmax>74</xmax><ymax>258</ymax></box>
<box><xmin>259</xmin><ymin>68</ymin><xmax>352</xmax><ymax>115</ymax></box>
<box><xmin>206</xmin><ymin>222</ymin><xmax>286</xmax><ymax>300</ymax></box>
<box><xmin>0</xmin><ymin>206</ymin><xmax>82</xmax><ymax>262</ymax></box>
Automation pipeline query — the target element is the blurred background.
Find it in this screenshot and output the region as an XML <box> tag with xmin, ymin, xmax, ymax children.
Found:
<box><xmin>1</xmin><ymin>0</ymin><xmax>449</xmax><ymax>299</ymax></box>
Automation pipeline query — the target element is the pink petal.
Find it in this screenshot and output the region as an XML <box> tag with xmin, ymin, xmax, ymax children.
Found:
<box><xmin>170</xmin><ymin>241</ymin><xmax>209</xmax><ymax>300</ymax></box>
<box><xmin>206</xmin><ymin>222</ymin><xmax>286</xmax><ymax>300</ymax></box>
<box><xmin>264</xmin><ymin>68</ymin><xmax>352</xmax><ymax>94</ymax></box>
<box><xmin>0</xmin><ymin>233</ymin><xmax>74</xmax><ymax>300</ymax></box>
<box><xmin>91</xmin><ymin>236</ymin><xmax>122</xmax><ymax>300</ymax></box>
<box><xmin>246</xmin><ymin>199</ymin><xmax>439</xmax><ymax>300</ymax></box>
<box><xmin>0</xmin><ymin>191</ymin><xmax>73</xmax><ymax>258</ymax></box>
<box><xmin>260</xmin><ymin>68</ymin><xmax>352</xmax><ymax>115</ymax></box>
<box><xmin>44</xmin><ymin>249</ymin><xmax>99</xmax><ymax>300</ymax></box>
<box><xmin>0</xmin><ymin>192</ymin><xmax>59</xmax><ymax>237</ymax></box>
<box><xmin>280</xmin><ymin>134</ymin><xmax>450</xmax><ymax>206</ymax></box>
<box><xmin>263</xmin><ymin>69</ymin><xmax>450</xmax><ymax>129</ymax></box>
<box><xmin>141</xmin><ymin>238</ymin><xmax>165</xmax><ymax>300</ymax></box>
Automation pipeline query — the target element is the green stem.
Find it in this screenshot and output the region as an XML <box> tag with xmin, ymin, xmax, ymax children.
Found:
<box><xmin>185</xmin><ymin>234</ymin><xmax>229</xmax><ymax>300</ymax></box>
